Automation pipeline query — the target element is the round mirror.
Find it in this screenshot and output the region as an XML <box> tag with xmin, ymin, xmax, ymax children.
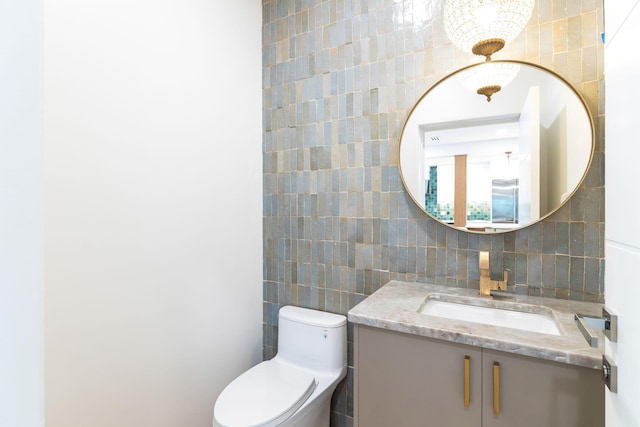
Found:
<box><xmin>399</xmin><ymin>60</ymin><xmax>594</xmax><ymax>233</ymax></box>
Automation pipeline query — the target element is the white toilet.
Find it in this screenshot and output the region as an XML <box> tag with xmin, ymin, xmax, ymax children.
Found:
<box><xmin>213</xmin><ymin>306</ymin><xmax>347</xmax><ymax>427</ymax></box>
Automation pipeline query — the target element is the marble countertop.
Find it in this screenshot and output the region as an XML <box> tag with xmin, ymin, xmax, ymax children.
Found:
<box><xmin>348</xmin><ymin>281</ymin><xmax>604</xmax><ymax>370</ymax></box>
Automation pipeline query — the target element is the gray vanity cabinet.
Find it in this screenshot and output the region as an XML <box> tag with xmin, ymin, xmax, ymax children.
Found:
<box><xmin>354</xmin><ymin>325</ymin><xmax>604</xmax><ymax>427</ymax></box>
<box><xmin>481</xmin><ymin>349</ymin><xmax>604</xmax><ymax>427</ymax></box>
<box><xmin>354</xmin><ymin>325</ymin><xmax>482</xmax><ymax>427</ymax></box>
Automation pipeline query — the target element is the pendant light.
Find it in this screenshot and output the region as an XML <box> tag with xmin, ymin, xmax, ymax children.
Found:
<box><xmin>458</xmin><ymin>62</ymin><xmax>521</xmax><ymax>102</ymax></box>
<box><xmin>444</xmin><ymin>0</ymin><xmax>535</xmax><ymax>61</ymax></box>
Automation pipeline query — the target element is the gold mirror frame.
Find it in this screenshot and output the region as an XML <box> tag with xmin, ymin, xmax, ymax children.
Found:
<box><xmin>399</xmin><ymin>60</ymin><xmax>595</xmax><ymax>234</ymax></box>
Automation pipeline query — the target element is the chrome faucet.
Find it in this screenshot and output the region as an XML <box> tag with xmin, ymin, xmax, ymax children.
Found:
<box><xmin>479</xmin><ymin>251</ymin><xmax>508</xmax><ymax>297</ymax></box>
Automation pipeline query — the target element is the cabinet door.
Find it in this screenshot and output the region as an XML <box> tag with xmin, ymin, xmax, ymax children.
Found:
<box><xmin>355</xmin><ymin>325</ymin><xmax>481</xmax><ymax>427</ymax></box>
<box><xmin>482</xmin><ymin>349</ymin><xmax>604</xmax><ymax>427</ymax></box>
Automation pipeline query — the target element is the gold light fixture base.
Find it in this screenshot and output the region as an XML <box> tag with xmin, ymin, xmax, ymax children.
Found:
<box><xmin>472</xmin><ymin>38</ymin><xmax>506</xmax><ymax>61</ymax></box>
<box><xmin>477</xmin><ymin>85</ymin><xmax>502</xmax><ymax>102</ymax></box>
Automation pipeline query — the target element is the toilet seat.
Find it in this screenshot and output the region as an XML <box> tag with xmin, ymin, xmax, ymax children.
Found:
<box><xmin>214</xmin><ymin>360</ymin><xmax>316</xmax><ymax>427</ymax></box>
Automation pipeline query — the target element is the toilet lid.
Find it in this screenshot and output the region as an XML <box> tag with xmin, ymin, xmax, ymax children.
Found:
<box><xmin>214</xmin><ymin>360</ymin><xmax>316</xmax><ymax>427</ymax></box>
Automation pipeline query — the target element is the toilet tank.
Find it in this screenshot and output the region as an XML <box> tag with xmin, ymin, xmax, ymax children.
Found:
<box><xmin>277</xmin><ymin>306</ymin><xmax>347</xmax><ymax>375</ymax></box>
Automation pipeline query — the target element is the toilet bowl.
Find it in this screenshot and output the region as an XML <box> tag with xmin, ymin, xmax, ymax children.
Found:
<box><xmin>213</xmin><ymin>306</ymin><xmax>347</xmax><ymax>427</ymax></box>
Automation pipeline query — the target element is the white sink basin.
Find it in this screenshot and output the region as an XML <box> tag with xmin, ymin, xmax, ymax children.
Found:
<box><xmin>419</xmin><ymin>298</ymin><xmax>561</xmax><ymax>336</ymax></box>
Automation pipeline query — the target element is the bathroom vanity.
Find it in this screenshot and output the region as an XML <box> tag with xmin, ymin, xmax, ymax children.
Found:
<box><xmin>349</xmin><ymin>281</ymin><xmax>604</xmax><ymax>427</ymax></box>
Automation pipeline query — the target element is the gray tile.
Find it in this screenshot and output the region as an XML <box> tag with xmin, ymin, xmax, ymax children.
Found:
<box><xmin>456</xmin><ymin>250</ymin><xmax>468</xmax><ymax>280</ymax></box>
<box><xmin>527</xmin><ymin>223</ymin><xmax>542</xmax><ymax>254</ymax></box>
<box><xmin>570</xmin><ymin>222</ymin><xmax>585</xmax><ymax>256</ymax></box>
<box><xmin>446</xmin><ymin>249</ymin><xmax>457</xmax><ymax>277</ymax></box>
<box><xmin>515</xmin><ymin>228</ymin><xmax>529</xmax><ymax>252</ymax></box>
<box><xmin>570</xmin><ymin>257</ymin><xmax>585</xmax><ymax>292</ymax></box>
<box><xmin>541</xmin><ymin>222</ymin><xmax>556</xmax><ymax>254</ymax></box>
<box><xmin>527</xmin><ymin>254</ymin><xmax>543</xmax><ymax>287</ymax></box>
<box><xmin>584</xmin><ymin>257</ymin><xmax>601</xmax><ymax>294</ymax></box>
<box><xmin>556</xmin><ymin>222</ymin><xmax>570</xmax><ymax>254</ymax></box>
<box><xmin>468</xmin><ymin>251</ymin><xmax>479</xmax><ymax>280</ymax></box>
<box><xmin>584</xmin><ymin>223</ymin><xmax>601</xmax><ymax>257</ymax></box>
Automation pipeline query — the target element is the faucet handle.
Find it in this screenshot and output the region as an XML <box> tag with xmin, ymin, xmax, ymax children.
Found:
<box><xmin>498</xmin><ymin>269</ymin><xmax>509</xmax><ymax>290</ymax></box>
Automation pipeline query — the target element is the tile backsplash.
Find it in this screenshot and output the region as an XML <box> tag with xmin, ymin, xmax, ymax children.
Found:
<box><xmin>263</xmin><ymin>0</ymin><xmax>604</xmax><ymax>425</ymax></box>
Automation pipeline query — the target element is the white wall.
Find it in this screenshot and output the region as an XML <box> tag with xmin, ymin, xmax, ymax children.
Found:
<box><xmin>42</xmin><ymin>1</ymin><xmax>263</xmax><ymax>426</ymax></box>
<box><xmin>604</xmin><ymin>1</ymin><xmax>640</xmax><ymax>426</ymax></box>
<box><xmin>0</xmin><ymin>1</ymin><xmax>44</xmax><ymax>426</ymax></box>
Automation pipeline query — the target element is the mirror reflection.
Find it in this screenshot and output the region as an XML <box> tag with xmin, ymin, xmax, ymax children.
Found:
<box><xmin>400</xmin><ymin>61</ymin><xmax>594</xmax><ymax>233</ymax></box>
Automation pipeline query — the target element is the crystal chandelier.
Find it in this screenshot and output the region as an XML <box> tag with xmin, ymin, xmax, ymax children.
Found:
<box><xmin>458</xmin><ymin>62</ymin><xmax>521</xmax><ymax>102</ymax></box>
<box><xmin>444</xmin><ymin>0</ymin><xmax>535</xmax><ymax>60</ymax></box>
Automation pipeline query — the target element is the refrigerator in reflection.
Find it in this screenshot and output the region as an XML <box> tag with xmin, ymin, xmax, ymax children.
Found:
<box><xmin>492</xmin><ymin>179</ymin><xmax>519</xmax><ymax>224</ymax></box>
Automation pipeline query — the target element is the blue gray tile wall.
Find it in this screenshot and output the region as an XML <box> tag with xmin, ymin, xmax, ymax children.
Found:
<box><xmin>262</xmin><ymin>0</ymin><xmax>604</xmax><ymax>425</ymax></box>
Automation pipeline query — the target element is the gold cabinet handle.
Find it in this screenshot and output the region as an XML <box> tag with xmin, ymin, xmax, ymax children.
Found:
<box><xmin>493</xmin><ymin>362</ymin><xmax>500</xmax><ymax>415</ymax></box>
<box><xmin>464</xmin><ymin>355</ymin><xmax>470</xmax><ymax>407</ymax></box>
